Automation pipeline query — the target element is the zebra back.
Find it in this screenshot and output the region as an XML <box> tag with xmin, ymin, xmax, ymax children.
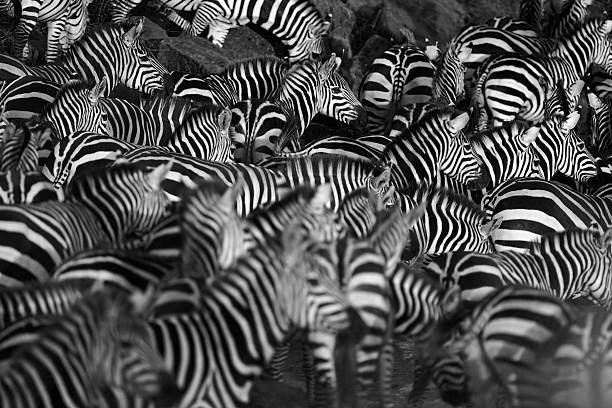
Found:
<box><xmin>53</xmin><ymin>248</ymin><xmax>173</xmax><ymax>294</ymax></box>
<box><xmin>359</xmin><ymin>43</ymin><xmax>435</xmax><ymax>134</ymax></box>
<box><xmin>268</xmin><ymin>154</ymin><xmax>393</xmax><ymax>212</ymax></box>
<box><xmin>432</xmin><ymin>286</ymin><xmax>574</xmax><ymax>408</ymax></box>
<box><xmin>482</xmin><ymin>177</ymin><xmax>612</xmax><ymax>252</ymax></box>
<box><xmin>485</xmin><ymin>16</ymin><xmax>538</xmax><ymax>36</ymax></box>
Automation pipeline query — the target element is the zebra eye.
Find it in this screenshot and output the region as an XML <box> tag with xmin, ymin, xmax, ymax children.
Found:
<box><xmin>330</xmin><ymin>87</ymin><xmax>342</xmax><ymax>95</ymax></box>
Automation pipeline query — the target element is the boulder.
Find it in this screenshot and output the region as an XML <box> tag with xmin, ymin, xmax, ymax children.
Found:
<box><xmin>157</xmin><ymin>26</ymin><xmax>275</xmax><ymax>75</ymax></box>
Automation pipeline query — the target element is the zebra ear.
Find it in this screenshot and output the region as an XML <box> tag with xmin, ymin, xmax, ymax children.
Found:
<box><xmin>569</xmin><ymin>79</ymin><xmax>585</xmax><ymax>98</ymax></box>
<box><xmin>318</xmin><ymin>53</ymin><xmax>341</xmax><ymax>81</ymax></box>
<box><xmin>123</xmin><ymin>17</ymin><xmax>144</xmax><ymax>46</ymax></box>
<box><xmin>600</xmin><ymin>20</ymin><xmax>612</xmax><ymax>35</ymax></box>
<box><xmin>599</xmin><ymin>228</ymin><xmax>612</xmax><ymax>251</ymax></box>
<box><xmin>456</xmin><ymin>44</ymin><xmax>471</xmax><ymax>63</ymax></box>
<box><xmin>520</xmin><ymin>126</ymin><xmax>540</xmax><ymax>147</ymax></box>
<box><xmin>561</xmin><ymin>111</ymin><xmax>580</xmax><ymax>133</ymax></box>
<box><xmin>311</xmin><ymin>183</ymin><xmax>332</xmax><ymax>211</ymax></box>
<box><xmin>441</xmin><ymin>285</ymin><xmax>462</xmax><ymax>318</ymax></box>
<box><xmin>447</xmin><ymin>112</ymin><xmax>470</xmax><ymax>134</ymax></box>
<box><xmin>588</xmin><ymin>92</ymin><xmax>603</xmax><ymax>109</ymax></box>
<box><xmin>399</xmin><ymin>26</ymin><xmax>416</xmax><ymax>45</ymax></box>
<box><xmin>129</xmin><ymin>285</ymin><xmax>156</xmax><ymax>315</ymax></box>
<box><xmin>479</xmin><ymin>217</ymin><xmax>502</xmax><ymax>237</ymax></box>
<box><xmin>219</xmin><ymin>173</ymin><xmax>244</xmax><ymax>208</ymax></box>
<box><xmin>404</xmin><ymin>200</ymin><xmax>427</xmax><ymax>228</ymax></box>
<box><xmin>90</xmin><ymin>280</ymin><xmax>105</xmax><ymax>293</ymax></box>
<box><xmin>371</xmin><ymin>166</ymin><xmax>391</xmax><ymax>190</ymax></box>
<box><xmin>88</xmin><ymin>77</ymin><xmax>108</xmax><ymax>104</ymax></box>
<box><xmin>147</xmin><ymin>161</ymin><xmax>173</xmax><ymax>190</ymax></box>
<box><xmin>217</xmin><ymin>108</ymin><xmax>232</xmax><ymax>133</ymax></box>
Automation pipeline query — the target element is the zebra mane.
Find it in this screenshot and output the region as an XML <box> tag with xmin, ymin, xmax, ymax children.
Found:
<box><xmin>220</xmin><ymin>55</ymin><xmax>289</xmax><ymax>77</ymax></box>
<box><xmin>270</xmin><ymin>154</ymin><xmax>387</xmax><ymax>176</ymax></box>
<box><xmin>528</xmin><ymin>228</ymin><xmax>595</xmax><ymax>254</ymax></box>
<box><xmin>247</xmin><ymin>184</ymin><xmax>317</xmax><ymax>219</ymax></box>
<box><xmin>65</xmin><ymin>161</ymin><xmax>151</xmax><ymax>197</ymax></box>
<box><xmin>179</xmin><ymin>178</ymin><xmax>231</xmax><ymax>208</ymax></box>
<box><xmin>395</xmin><ymin>106</ymin><xmax>463</xmax><ymax>140</ymax></box>
<box><xmin>40</xmin><ymin>80</ymin><xmax>95</xmax><ymax>116</ymax></box>
<box><xmin>406</xmin><ymin>183</ymin><xmax>488</xmax><ymax>222</ymax></box>
<box><xmin>55</xmin><ymin>23</ymin><xmax>140</xmax><ymax>64</ymax></box>
<box><xmin>469</xmin><ymin>119</ymin><xmax>531</xmax><ymax>141</ymax></box>
<box><xmin>554</xmin><ymin>18</ymin><xmax>607</xmax><ymax>50</ymax></box>
<box><xmin>183</xmin><ymin>102</ymin><xmax>227</xmax><ymax>121</ymax></box>
<box><xmin>139</xmin><ymin>92</ymin><xmax>193</xmax><ymax>115</ymax></box>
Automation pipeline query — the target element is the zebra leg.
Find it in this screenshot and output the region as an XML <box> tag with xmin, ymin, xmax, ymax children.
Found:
<box><xmin>307</xmin><ymin>331</ymin><xmax>339</xmax><ymax>408</ymax></box>
<box><xmin>378</xmin><ymin>333</ymin><xmax>395</xmax><ymax>408</ymax></box>
<box><xmin>189</xmin><ymin>6</ymin><xmax>218</xmax><ymax>37</ymax></box>
<box><xmin>206</xmin><ymin>19</ymin><xmax>237</xmax><ymax>47</ymax></box>
<box><xmin>158</xmin><ymin>7</ymin><xmax>193</xmax><ymax>33</ymax></box>
<box><xmin>263</xmin><ymin>342</ymin><xmax>290</xmax><ymax>381</ymax></box>
<box><xmin>14</xmin><ymin>0</ymin><xmax>41</xmax><ymax>60</ymax></box>
<box><xmin>46</xmin><ymin>19</ymin><xmax>67</xmax><ymax>64</ymax></box>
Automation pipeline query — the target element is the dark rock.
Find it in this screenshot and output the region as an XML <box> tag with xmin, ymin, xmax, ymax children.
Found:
<box><xmin>348</xmin><ymin>34</ymin><xmax>393</xmax><ymax>93</ymax></box>
<box><xmin>157</xmin><ymin>26</ymin><xmax>274</xmax><ymax>75</ymax></box>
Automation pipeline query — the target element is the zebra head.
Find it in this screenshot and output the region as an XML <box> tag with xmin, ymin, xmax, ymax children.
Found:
<box><xmin>280</xmin><ymin>225</ymin><xmax>355</xmax><ymax>334</ymax></box>
<box><xmin>440</xmin><ymin>111</ymin><xmax>489</xmax><ymax>189</ymax></box>
<box><xmin>65</xmin><ymin>162</ymin><xmax>174</xmax><ymax>241</ymax></box>
<box><xmin>180</xmin><ymin>176</ymin><xmax>247</xmax><ymax>276</ymax></box>
<box><xmin>290</xmin><ymin>13</ymin><xmax>332</xmax><ymax>63</ymax></box>
<box><xmin>41</xmin><ymin>79</ymin><xmax>109</xmax><ymax>138</ymax></box>
<box><xmin>85</xmin><ymin>286</ymin><xmax>181</xmax><ymax>405</ymax></box>
<box><xmin>543</xmin><ymin>111</ymin><xmax>598</xmax><ymax>183</ymax></box>
<box><xmin>321</xmin><ymin>69</ymin><xmax>368</xmax><ymax>130</ymax></box>
<box><xmin>433</xmin><ymin>44</ymin><xmax>471</xmax><ymax>106</ymax></box>
<box><xmin>118</xmin><ymin>18</ymin><xmax>169</xmax><ymax>94</ymax></box>
<box><xmin>585</xmin><ymin>19</ymin><xmax>612</xmax><ymax>74</ymax></box>
<box><xmin>469</xmin><ymin>121</ymin><xmax>542</xmax><ymax>189</ymax></box>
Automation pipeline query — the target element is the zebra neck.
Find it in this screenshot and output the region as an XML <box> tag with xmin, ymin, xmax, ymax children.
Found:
<box><xmin>202</xmin><ymin>248</ymin><xmax>293</xmax><ymax>366</ymax></box>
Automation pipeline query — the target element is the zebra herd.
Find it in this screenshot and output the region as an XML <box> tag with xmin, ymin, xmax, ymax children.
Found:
<box><xmin>2</xmin><ymin>0</ymin><xmax>612</xmax><ymax>407</ymax></box>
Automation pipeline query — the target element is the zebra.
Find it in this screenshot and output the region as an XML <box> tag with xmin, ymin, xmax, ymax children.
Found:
<box><xmin>13</xmin><ymin>0</ymin><xmax>90</xmax><ymax>63</ymax></box>
<box><xmin>586</xmin><ymin>65</ymin><xmax>612</xmax><ymax>102</ymax></box>
<box><xmin>127</xmin><ymin>0</ymin><xmax>331</xmax><ymax>63</ymax></box>
<box><xmin>531</xmin><ymin>110</ymin><xmax>598</xmax><ymax>183</ymax></box>
<box><xmin>468</xmin><ymin>120</ymin><xmax>543</xmax><ymax>190</ymax></box>
<box><xmin>379</xmin><ymin>107</ymin><xmax>488</xmax><ymax>191</ymax></box>
<box><xmin>169</xmin><ymin>56</ymin><xmax>289</xmax><ymax>106</ymax></box>
<box><xmin>425</xmin><ymin>227</ymin><xmax>612</xmax><ymax>308</ymax></box>
<box><xmin>53</xmin><ymin>249</ymin><xmax>173</xmax><ymax>294</ymax></box>
<box><xmin>138</xmin><ymin>222</ymin><xmax>354</xmax><ymax>408</ymax></box>
<box><xmin>0</xmin><ymin>280</ymin><xmax>91</xmax><ymax>331</ymax></box>
<box><xmin>0</xmin><ymin>0</ymin><xmax>14</xmax><ymax>17</ymax></box>
<box><xmin>113</xmin><ymin>150</ymin><xmax>393</xmax><ymax>215</ymax></box>
<box><xmin>0</xmin><ymin>286</ymin><xmax>182</xmax><ymax>407</ymax></box>
<box><xmin>232</xmin><ymin>54</ymin><xmax>366</xmax><ymax>164</ymax></box>
<box><xmin>485</xmin><ymin>16</ymin><xmax>539</xmax><ymax>37</ymax></box>
<box><xmin>449</xmin><ymin>24</ymin><xmax>556</xmax><ymax>93</ymax></box>
<box><xmin>336</xmin><ymin>187</ymin><xmax>384</xmax><ymax>239</ymax></box>
<box><xmin>474</xmin><ymin>19</ymin><xmax>612</xmax><ymax>126</ymax></box>
<box><xmin>517</xmin><ymin>0</ymin><xmax>543</xmax><ymax>33</ymax></box>
<box><xmin>0</xmin><ymin>121</ymin><xmax>62</xmax><ymax>204</ymax></box>
<box><xmin>0</xmin><ymin>19</ymin><xmax>168</xmax><ymax>95</ymax></box>
<box><xmin>0</xmin><ymin>162</ymin><xmax>172</xmax><ymax>286</ymax></box>
<box><xmin>587</xmin><ymin>90</ymin><xmax>612</xmax><ymax>157</ymax></box>
<box><xmin>359</xmin><ymin>41</ymin><xmax>435</xmax><ymax>134</ymax></box>
<box><xmin>431</xmin><ymin>286</ymin><xmax>574</xmax><ymax>408</ymax></box>
<box><xmin>432</xmin><ymin>44</ymin><xmax>472</xmax><ymax>107</ymax></box>
<box><xmin>482</xmin><ymin>177</ymin><xmax>612</xmax><ymax>252</ymax></box>
<box><xmin>396</xmin><ymin>184</ymin><xmax>499</xmax><ymax>263</ymax></box>
<box><xmin>543</xmin><ymin>78</ymin><xmax>584</xmax><ymax>120</ymax></box>
<box><xmin>549</xmin><ymin>308</ymin><xmax>612</xmax><ymax>408</ymax></box>
<box><xmin>545</xmin><ymin>0</ymin><xmax>593</xmax><ymax>38</ymax></box>
<box><xmin>179</xmin><ymin>178</ymin><xmax>247</xmax><ymax>277</ymax></box>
